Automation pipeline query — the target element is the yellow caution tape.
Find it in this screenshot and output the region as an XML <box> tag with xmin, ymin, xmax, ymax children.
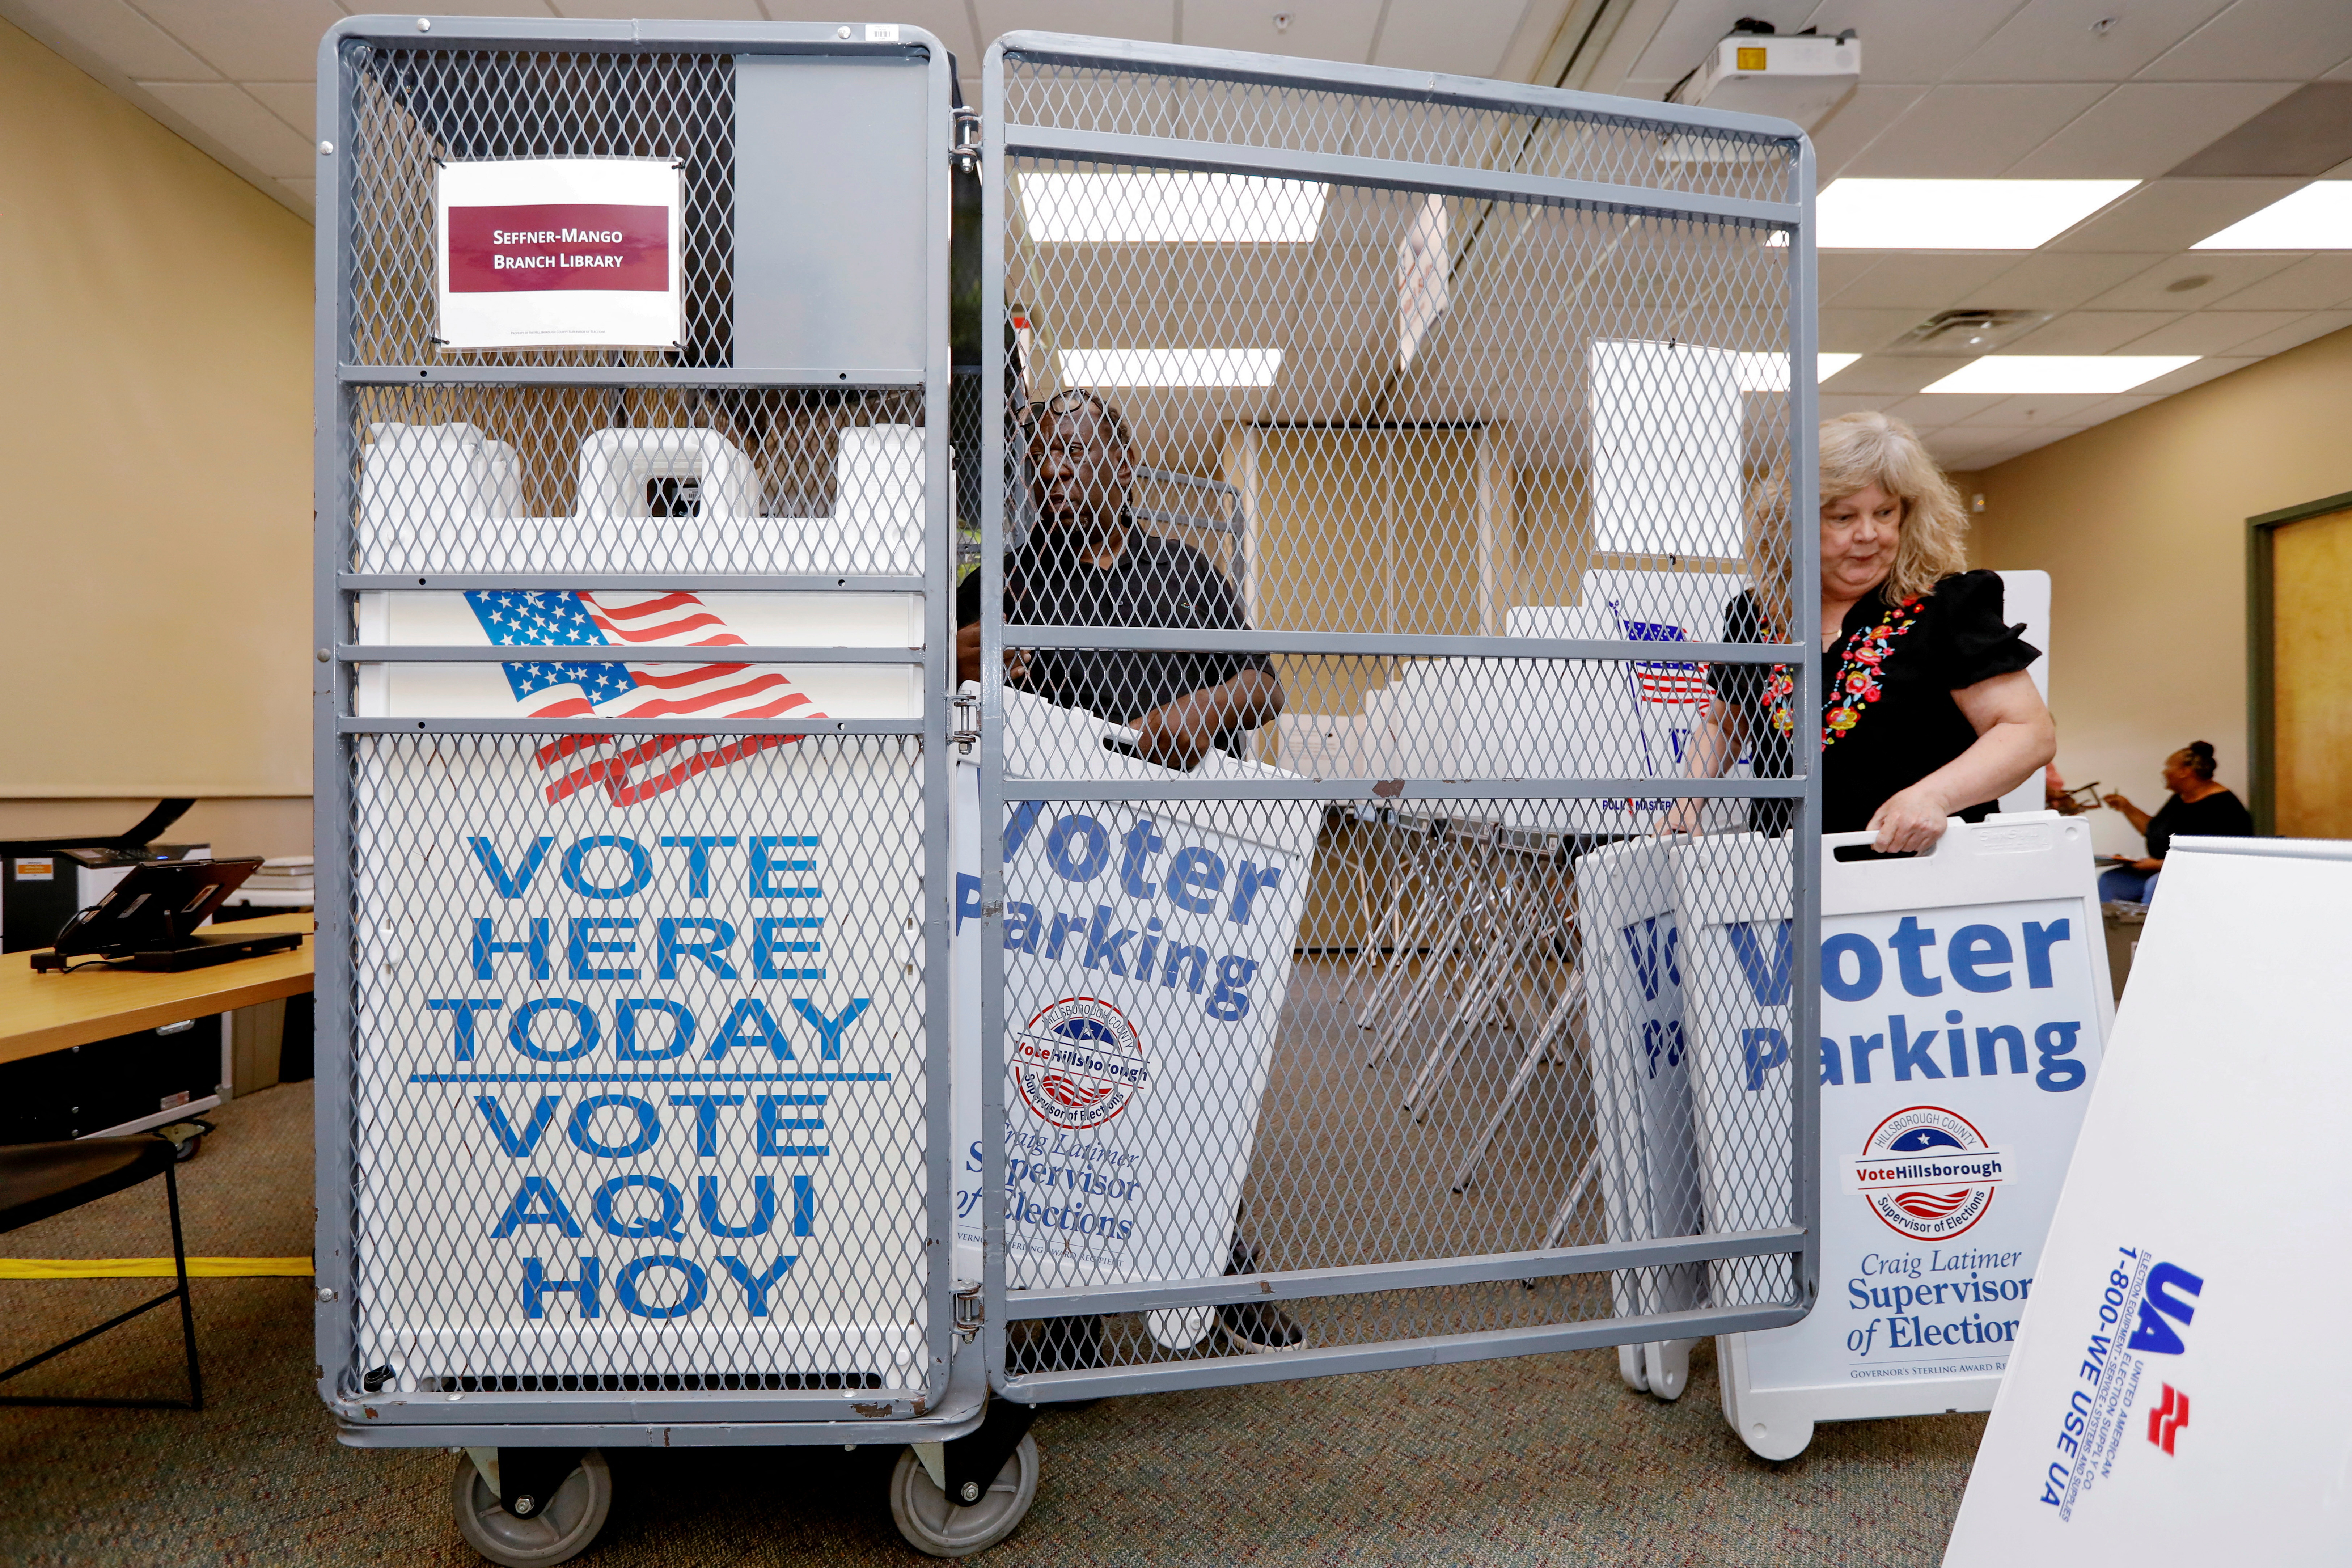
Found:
<box><xmin>0</xmin><ymin>1257</ymin><xmax>313</xmax><ymax>1279</ymax></box>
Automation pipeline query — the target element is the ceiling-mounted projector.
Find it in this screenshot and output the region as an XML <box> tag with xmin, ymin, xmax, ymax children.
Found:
<box><xmin>1670</xmin><ymin>21</ymin><xmax>1860</xmax><ymax>132</ymax></box>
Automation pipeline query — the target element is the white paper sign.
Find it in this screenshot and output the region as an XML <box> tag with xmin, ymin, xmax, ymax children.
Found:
<box><xmin>436</xmin><ymin>158</ymin><xmax>684</xmax><ymax>350</ymax></box>
<box><xmin>949</xmin><ymin>690</ymin><xmax>1316</xmax><ymax>1339</ymax></box>
<box><xmin>349</xmin><ymin>737</ymin><xmax>930</xmax><ymax>1391</ymax></box>
<box><xmin>1945</xmin><ymin>840</ymin><xmax>2352</xmax><ymax>1567</ymax></box>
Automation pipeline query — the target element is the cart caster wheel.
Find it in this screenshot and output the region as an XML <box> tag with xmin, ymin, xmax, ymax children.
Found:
<box><xmin>451</xmin><ymin>1449</ymin><xmax>612</xmax><ymax>1567</ymax></box>
<box><xmin>888</xmin><ymin>1433</ymin><xmax>1039</xmax><ymax>1558</ymax></box>
<box><xmin>172</xmin><ymin>1134</ymin><xmax>201</xmax><ymax>1163</ymax></box>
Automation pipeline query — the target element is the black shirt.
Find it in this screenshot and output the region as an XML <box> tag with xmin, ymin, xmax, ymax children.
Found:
<box><xmin>955</xmin><ymin>524</ymin><xmax>1272</xmax><ymax>726</ymax></box>
<box><xmin>1708</xmin><ymin>569</ymin><xmax>2040</xmax><ymax>834</ymax></box>
<box><xmin>2144</xmin><ymin>789</ymin><xmax>2253</xmax><ymax>859</ymax></box>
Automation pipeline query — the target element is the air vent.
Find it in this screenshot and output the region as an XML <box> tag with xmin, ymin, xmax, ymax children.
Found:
<box><xmin>1887</xmin><ymin>308</ymin><xmax>2048</xmax><ymax>356</ymax></box>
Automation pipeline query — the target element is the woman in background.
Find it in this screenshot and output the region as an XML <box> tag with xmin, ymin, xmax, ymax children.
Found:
<box><xmin>1672</xmin><ymin>411</ymin><xmax>2055</xmax><ymax>852</ymax></box>
<box><xmin>2098</xmin><ymin>742</ymin><xmax>2253</xmax><ymax>904</ymax></box>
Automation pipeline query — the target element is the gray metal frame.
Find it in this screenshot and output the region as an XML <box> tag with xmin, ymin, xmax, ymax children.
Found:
<box><xmin>313</xmin><ymin>15</ymin><xmax>977</xmax><ymax>1448</ymax></box>
<box><xmin>978</xmin><ymin>31</ymin><xmax>1823</xmax><ymax>1401</ymax></box>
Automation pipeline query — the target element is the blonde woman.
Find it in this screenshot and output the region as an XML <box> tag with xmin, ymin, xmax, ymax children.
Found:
<box><xmin>1673</xmin><ymin>412</ymin><xmax>2056</xmax><ymax>853</ymax></box>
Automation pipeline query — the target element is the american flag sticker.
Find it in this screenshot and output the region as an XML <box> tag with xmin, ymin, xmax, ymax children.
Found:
<box><xmin>465</xmin><ymin>589</ymin><xmax>828</xmax><ymax>808</ymax></box>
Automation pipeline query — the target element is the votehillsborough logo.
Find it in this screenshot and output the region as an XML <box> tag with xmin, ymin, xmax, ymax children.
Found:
<box><xmin>1012</xmin><ymin>997</ymin><xmax>1150</xmax><ymax>1132</ymax></box>
<box><xmin>1845</xmin><ymin>1106</ymin><xmax>2009</xmax><ymax>1241</ymax></box>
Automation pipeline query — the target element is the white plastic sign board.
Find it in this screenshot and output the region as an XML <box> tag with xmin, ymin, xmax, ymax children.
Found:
<box><xmin>1581</xmin><ymin>837</ymin><xmax>1705</xmax><ymax>1401</ymax></box>
<box><xmin>1692</xmin><ymin>813</ymin><xmax>2112</xmax><ymax>1460</ymax></box>
<box><xmin>951</xmin><ymin>689</ymin><xmax>1315</xmax><ymax>1347</ymax></box>
<box><xmin>437</xmin><ymin>158</ymin><xmax>684</xmax><ymax>350</ymax></box>
<box><xmin>1990</xmin><ymin>571</ymin><xmax>2048</xmax><ymax>818</ymax></box>
<box><xmin>1945</xmin><ymin>839</ymin><xmax>2352</xmax><ymax>1567</ymax></box>
<box><xmin>349</xmin><ymin>736</ymin><xmax>929</xmax><ymax>1389</ymax></box>
<box><xmin>1673</xmin><ymin>831</ymin><xmax>1797</xmax><ymax>1321</ymax></box>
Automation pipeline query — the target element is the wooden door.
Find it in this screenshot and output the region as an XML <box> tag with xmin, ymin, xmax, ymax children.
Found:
<box><xmin>2272</xmin><ymin>504</ymin><xmax>2352</xmax><ymax>837</ymax></box>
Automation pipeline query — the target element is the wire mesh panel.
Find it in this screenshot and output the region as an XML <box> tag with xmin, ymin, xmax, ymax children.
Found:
<box><xmin>976</xmin><ymin>34</ymin><xmax>1822</xmax><ymax>1398</ymax></box>
<box><xmin>315</xmin><ymin>19</ymin><xmax>960</xmax><ymax>1439</ymax></box>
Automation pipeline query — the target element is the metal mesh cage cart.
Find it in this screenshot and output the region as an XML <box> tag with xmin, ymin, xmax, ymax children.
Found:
<box><xmin>313</xmin><ymin>17</ymin><xmax>1036</xmax><ymax>1561</ymax></box>
<box><xmin>315</xmin><ymin>17</ymin><xmax>1820</xmax><ymax>1562</ymax></box>
<box><xmin>972</xmin><ymin>33</ymin><xmax>1823</xmax><ymax>1405</ymax></box>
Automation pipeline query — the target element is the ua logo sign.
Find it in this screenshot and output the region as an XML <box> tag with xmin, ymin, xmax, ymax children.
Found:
<box><xmin>2127</xmin><ymin>1261</ymin><xmax>2204</xmax><ymax>1356</ymax></box>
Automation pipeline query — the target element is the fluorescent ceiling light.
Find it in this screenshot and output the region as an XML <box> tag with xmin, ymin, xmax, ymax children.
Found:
<box><xmin>2193</xmin><ymin>182</ymin><xmax>2352</xmax><ymax>249</ymax></box>
<box><xmin>1920</xmin><ymin>356</ymin><xmax>2198</xmax><ymax>395</ymax></box>
<box><xmin>1059</xmin><ymin>348</ymin><xmax>1283</xmax><ymax>388</ymax></box>
<box><xmin>1729</xmin><ymin>352</ymin><xmax>1863</xmax><ymax>389</ymax></box>
<box><xmin>1817</xmin><ymin>179</ymin><xmax>2137</xmax><ymax>249</ymax></box>
<box><xmin>1019</xmin><ymin>171</ymin><xmax>1329</xmax><ymax>244</ymax></box>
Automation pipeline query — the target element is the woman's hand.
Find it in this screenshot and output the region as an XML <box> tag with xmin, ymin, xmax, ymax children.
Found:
<box><xmin>1655</xmin><ymin>798</ymin><xmax>1706</xmax><ymax>837</ymax></box>
<box><xmin>1865</xmin><ymin>781</ymin><xmax>1954</xmax><ymax>854</ymax></box>
<box><xmin>2100</xmin><ymin>792</ymin><xmax>2136</xmax><ymax>814</ymax></box>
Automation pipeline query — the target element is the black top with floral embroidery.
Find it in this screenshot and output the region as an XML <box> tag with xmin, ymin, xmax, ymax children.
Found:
<box><xmin>1708</xmin><ymin>569</ymin><xmax>2040</xmax><ymax>834</ymax></box>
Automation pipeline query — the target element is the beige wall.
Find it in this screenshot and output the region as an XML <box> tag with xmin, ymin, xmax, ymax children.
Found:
<box><xmin>1965</xmin><ymin>323</ymin><xmax>2352</xmax><ymax>855</ymax></box>
<box><xmin>0</xmin><ymin>20</ymin><xmax>312</xmax><ymax>817</ymax></box>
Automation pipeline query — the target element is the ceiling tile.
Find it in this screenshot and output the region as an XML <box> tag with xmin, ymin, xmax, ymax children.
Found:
<box><xmin>976</xmin><ymin>1</ymin><xmax>1174</xmax><ymax>46</ymax></box>
<box><xmin>1929</xmin><ymin>431</ymin><xmax>2024</xmax><ymax>467</ymax></box>
<box><xmin>1972</xmin><ymin>251</ymin><xmax>2162</xmax><ymax>311</ymax></box>
<box><xmin>2005</xmin><ymin>309</ymin><xmax>2182</xmax><ymax>352</ymax></box>
<box><xmin>1799</xmin><ymin>0</ymin><xmax>2028</xmax><ymax>85</ymax></box>
<box><xmin>1973</xmin><ymin>428</ymin><xmax>2075</xmax><ymax>464</ymax></box>
<box><xmin>1817</xmin><ymin>253</ymin><xmax>1886</xmax><ymax>296</ymax></box>
<box><xmin>2006</xmin><ymin>81</ymin><xmax>2296</xmax><ymax>178</ymax></box>
<box><xmin>2047</xmin><ymin>177</ymin><xmax>2305</xmax><ymax>251</ymax></box>
<box><xmin>2080</xmin><ymin>252</ymin><xmax>2296</xmax><ymax>309</ymax></box>
<box><xmin>1948</xmin><ymin>0</ymin><xmax>2230</xmax><ymax>84</ymax></box>
<box><xmin>1820</xmin><ymin>354</ymin><xmax>1961</xmax><ymax>394</ymax></box>
<box><xmin>1623</xmin><ymin>0</ymin><xmax>1819</xmax><ymax>86</ymax></box>
<box><xmin>361</xmin><ymin>2</ymin><xmax>558</xmax><ymax>13</ymax></box>
<box><xmin>1819</xmin><ymin>392</ymin><xmax>1911</xmax><ymax>417</ymax></box>
<box><xmin>553</xmin><ymin>0</ymin><xmax>767</xmax><ymax>18</ymax></box>
<box><xmin>125</xmin><ymin>0</ymin><xmax>347</xmax><ymax>80</ymax></box>
<box><xmin>1183</xmin><ymin>0</ymin><xmax>1378</xmax><ymax>62</ymax></box>
<box><xmin>2206</xmin><ymin>253</ymin><xmax>2352</xmax><ymax>310</ymax></box>
<box><xmin>1826</xmin><ymin>253</ymin><xmax>2021</xmax><ymax>310</ymax></box>
<box><xmin>3</xmin><ymin>0</ymin><xmax>215</xmax><ymax>78</ymax></box>
<box><xmin>1846</xmin><ymin>84</ymin><xmax>2108</xmax><ymax>178</ymax></box>
<box><xmin>136</xmin><ymin>80</ymin><xmax>314</xmax><ymax>179</ymax></box>
<box><xmin>2223</xmin><ymin>310</ymin><xmax>2352</xmax><ymax>358</ymax></box>
<box><xmin>1806</xmin><ymin>84</ymin><xmax>1927</xmax><ymax>180</ymax></box>
<box><xmin>1372</xmin><ymin>0</ymin><xmax>1530</xmax><ymax>76</ymax></box>
<box><xmin>1818</xmin><ymin>306</ymin><xmax>1928</xmax><ymax>350</ymax></box>
<box><xmin>2118</xmin><ymin>309</ymin><xmax>2309</xmax><ymax>354</ymax></box>
<box><xmin>240</xmin><ymin>80</ymin><xmax>313</xmax><ymax>138</ymax></box>
<box><xmin>1952</xmin><ymin>393</ymin><xmax>2116</xmax><ymax>427</ymax></box>
<box><xmin>2167</xmin><ymin>83</ymin><xmax>2352</xmax><ymax>178</ymax></box>
<box><xmin>2142</xmin><ymin>0</ymin><xmax>2352</xmax><ymax>81</ymax></box>
<box><xmin>1885</xmin><ymin>391</ymin><xmax>2014</xmax><ymax>424</ymax></box>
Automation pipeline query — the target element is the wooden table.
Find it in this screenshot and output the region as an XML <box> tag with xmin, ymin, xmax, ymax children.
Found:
<box><xmin>0</xmin><ymin>913</ymin><xmax>317</xmax><ymax>1068</ymax></box>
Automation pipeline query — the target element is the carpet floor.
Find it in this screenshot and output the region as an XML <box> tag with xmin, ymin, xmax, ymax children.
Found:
<box><xmin>0</xmin><ymin>1082</ymin><xmax>1980</xmax><ymax>1566</ymax></box>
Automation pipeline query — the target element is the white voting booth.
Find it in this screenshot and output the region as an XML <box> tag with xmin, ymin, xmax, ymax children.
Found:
<box><xmin>1945</xmin><ymin>838</ymin><xmax>2352</xmax><ymax>1567</ymax></box>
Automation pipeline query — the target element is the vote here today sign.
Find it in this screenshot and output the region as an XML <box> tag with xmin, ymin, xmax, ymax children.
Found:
<box><xmin>435</xmin><ymin>158</ymin><xmax>684</xmax><ymax>350</ymax></box>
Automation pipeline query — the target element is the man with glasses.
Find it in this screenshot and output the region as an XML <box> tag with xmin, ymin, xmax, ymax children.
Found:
<box><xmin>955</xmin><ymin>387</ymin><xmax>1302</xmax><ymax>1368</ymax></box>
<box><xmin>953</xmin><ymin>388</ymin><xmax>1283</xmax><ymax>769</ymax></box>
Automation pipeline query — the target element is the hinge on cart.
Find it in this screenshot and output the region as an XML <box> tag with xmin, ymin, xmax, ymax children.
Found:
<box><xmin>953</xmin><ymin>1279</ymin><xmax>983</xmax><ymax>1341</ymax></box>
<box><xmin>952</xmin><ymin>103</ymin><xmax>982</xmax><ymax>171</ymax></box>
<box><xmin>951</xmin><ymin>693</ymin><xmax>981</xmax><ymax>753</ymax></box>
